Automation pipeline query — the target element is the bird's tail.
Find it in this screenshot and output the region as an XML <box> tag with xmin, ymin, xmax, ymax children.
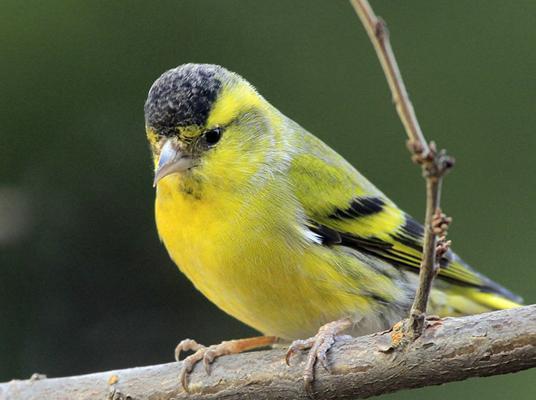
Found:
<box><xmin>431</xmin><ymin>258</ymin><xmax>523</xmax><ymax>317</ymax></box>
<box><xmin>437</xmin><ymin>288</ymin><xmax>522</xmax><ymax>317</ymax></box>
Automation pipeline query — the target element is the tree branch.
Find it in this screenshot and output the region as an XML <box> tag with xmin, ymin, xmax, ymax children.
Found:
<box><xmin>350</xmin><ymin>0</ymin><xmax>455</xmax><ymax>339</ymax></box>
<box><xmin>1</xmin><ymin>306</ymin><xmax>535</xmax><ymax>400</ymax></box>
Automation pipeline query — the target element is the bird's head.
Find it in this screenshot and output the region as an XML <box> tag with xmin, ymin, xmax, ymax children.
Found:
<box><xmin>145</xmin><ymin>64</ymin><xmax>282</xmax><ymax>195</ymax></box>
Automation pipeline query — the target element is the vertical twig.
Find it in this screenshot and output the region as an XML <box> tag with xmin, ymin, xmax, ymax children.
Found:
<box><xmin>349</xmin><ymin>0</ymin><xmax>454</xmax><ymax>339</ymax></box>
<box><xmin>350</xmin><ymin>0</ymin><xmax>429</xmax><ymax>156</ymax></box>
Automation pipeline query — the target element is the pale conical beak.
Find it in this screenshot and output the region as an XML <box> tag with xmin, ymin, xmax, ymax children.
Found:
<box><xmin>153</xmin><ymin>140</ymin><xmax>194</xmax><ymax>187</ymax></box>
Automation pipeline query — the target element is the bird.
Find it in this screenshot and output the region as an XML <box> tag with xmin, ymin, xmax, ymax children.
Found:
<box><xmin>144</xmin><ymin>63</ymin><xmax>522</xmax><ymax>394</ymax></box>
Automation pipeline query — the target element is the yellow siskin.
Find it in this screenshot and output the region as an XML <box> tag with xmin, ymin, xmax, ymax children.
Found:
<box><xmin>144</xmin><ymin>63</ymin><xmax>522</xmax><ymax>392</ymax></box>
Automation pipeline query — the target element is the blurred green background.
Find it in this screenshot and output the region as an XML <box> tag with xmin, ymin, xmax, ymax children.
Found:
<box><xmin>1</xmin><ymin>0</ymin><xmax>534</xmax><ymax>398</ymax></box>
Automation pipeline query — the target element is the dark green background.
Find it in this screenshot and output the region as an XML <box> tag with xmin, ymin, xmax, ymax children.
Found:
<box><xmin>1</xmin><ymin>1</ymin><xmax>534</xmax><ymax>398</ymax></box>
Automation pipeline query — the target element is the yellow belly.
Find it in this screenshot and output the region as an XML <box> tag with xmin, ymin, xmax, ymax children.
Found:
<box><xmin>155</xmin><ymin>175</ymin><xmax>381</xmax><ymax>339</ymax></box>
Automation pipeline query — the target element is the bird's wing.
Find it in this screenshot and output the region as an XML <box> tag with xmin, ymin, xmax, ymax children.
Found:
<box><xmin>288</xmin><ymin>133</ymin><xmax>520</xmax><ymax>303</ymax></box>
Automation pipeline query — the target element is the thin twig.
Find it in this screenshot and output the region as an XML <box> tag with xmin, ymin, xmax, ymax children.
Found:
<box><xmin>350</xmin><ymin>0</ymin><xmax>429</xmax><ymax>155</ymax></box>
<box><xmin>350</xmin><ymin>0</ymin><xmax>454</xmax><ymax>339</ymax></box>
<box><xmin>2</xmin><ymin>306</ymin><xmax>535</xmax><ymax>400</ymax></box>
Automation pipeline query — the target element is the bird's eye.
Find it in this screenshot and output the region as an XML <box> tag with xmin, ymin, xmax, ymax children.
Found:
<box><xmin>204</xmin><ymin>127</ymin><xmax>222</xmax><ymax>146</ymax></box>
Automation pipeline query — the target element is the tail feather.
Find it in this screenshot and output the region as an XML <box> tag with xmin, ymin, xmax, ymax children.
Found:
<box><xmin>462</xmin><ymin>290</ymin><xmax>522</xmax><ymax>310</ymax></box>
<box><xmin>440</xmin><ymin>252</ymin><xmax>523</xmax><ymax>311</ymax></box>
<box><xmin>431</xmin><ymin>258</ymin><xmax>522</xmax><ymax>316</ymax></box>
<box><xmin>431</xmin><ymin>288</ymin><xmax>522</xmax><ymax>317</ymax></box>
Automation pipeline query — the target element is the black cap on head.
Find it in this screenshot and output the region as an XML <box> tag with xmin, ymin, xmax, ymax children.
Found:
<box><xmin>144</xmin><ymin>64</ymin><xmax>223</xmax><ymax>135</ymax></box>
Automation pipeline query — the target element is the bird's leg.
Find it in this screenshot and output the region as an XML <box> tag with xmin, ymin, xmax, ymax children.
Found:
<box><xmin>175</xmin><ymin>335</ymin><xmax>277</xmax><ymax>392</ymax></box>
<box><xmin>285</xmin><ymin>318</ymin><xmax>353</xmax><ymax>397</ymax></box>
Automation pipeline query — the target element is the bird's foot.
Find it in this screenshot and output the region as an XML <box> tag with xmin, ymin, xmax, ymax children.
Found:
<box><xmin>285</xmin><ymin>318</ymin><xmax>352</xmax><ymax>398</ymax></box>
<box><xmin>175</xmin><ymin>336</ymin><xmax>277</xmax><ymax>392</ymax></box>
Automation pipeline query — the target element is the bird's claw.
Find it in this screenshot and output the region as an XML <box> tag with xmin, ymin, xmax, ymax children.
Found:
<box><xmin>175</xmin><ymin>339</ymin><xmax>221</xmax><ymax>392</ymax></box>
<box><xmin>175</xmin><ymin>340</ymin><xmax>235</xmax><ymax>392</ymax></box>
<box><xmin>179</xmin><ymin>347</ymin><xmax>208</xmax><ymax>392</ymax></box>
<box><xmin>175</xmin><ymin>338</ymin><xmax>205</xmax><ymax>362</ymax></box>
<box><xmin>285</xmin><ymin>319</ymin><xmax>352</xmax><ymax>398</ymax></box>
<box><xmin>174</xmin><ymin>336</ymin><xmax>277</xmax><ymax>392</ymax></box>
<box><xmin>203</xmin><ymin>346</ymin><xmax>220</xmax><ymax>374</ymax></box>
<box><xmin>285</xmin><ymin>337</ymin><xmax>315</xmax><ymax>366</ymax></box>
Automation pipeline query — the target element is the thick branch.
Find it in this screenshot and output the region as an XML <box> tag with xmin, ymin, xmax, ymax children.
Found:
<box><xmin>2</xmin><ymin>306</ymin><xmax>535</xmax><ymax>400</ymax></box>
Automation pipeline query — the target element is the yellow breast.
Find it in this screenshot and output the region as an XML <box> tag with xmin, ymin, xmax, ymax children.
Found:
<box><xmin>155</xmin><ymin>175</ymin><xmax>380</xmax><ymax>339</ymax></box>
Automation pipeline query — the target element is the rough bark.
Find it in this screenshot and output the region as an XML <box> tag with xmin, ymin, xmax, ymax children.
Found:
<box><xmin>1</xmin><ymin>305</ymin><xmax>535</xmax><ymax>400</ymax></box>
